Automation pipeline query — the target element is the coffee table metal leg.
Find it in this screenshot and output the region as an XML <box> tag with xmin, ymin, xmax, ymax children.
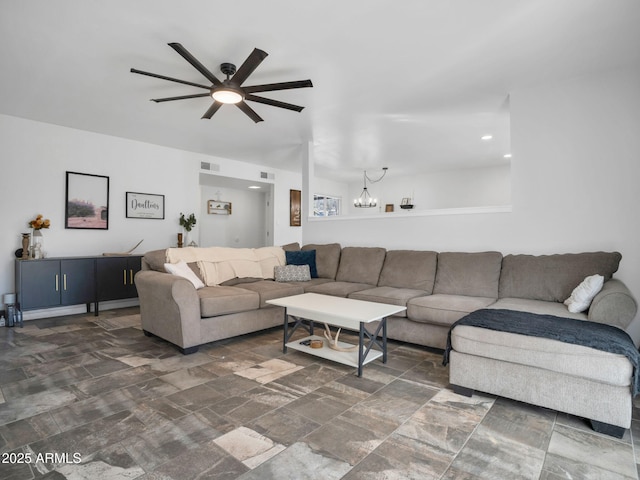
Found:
<box><xmin>283</xmin><ymin>308</ymin><xmax>289</xmax><ymax>353</ymax></box>
<box><xmin>382</xmin><ymin>317</ymin><xmax>388</xmax><ymax>364</ymax></box>
<box><xmin>283</xmin><ymin>309</ymin><xmax>314</xmax><ymax>354</ymax></box>
<box><xmin>358</xmin><ymin>322</ymin><xmax>365</xmax><ymax>377</ymax></box>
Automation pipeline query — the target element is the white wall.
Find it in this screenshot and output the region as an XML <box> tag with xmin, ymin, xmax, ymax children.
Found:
<box><xmin>304</xmin><ymin>66</ymin><xmax>640</xmax><ymax>343</ymax></box>
<box><xmin>0</xmin><ymin>114</ymin><xmax>302</xmax><ymax>310</ymax></box>
<box><xmin>199</xmin><ymin>185</ymin><xmax>267</xmax><ymax>248</ymax></box>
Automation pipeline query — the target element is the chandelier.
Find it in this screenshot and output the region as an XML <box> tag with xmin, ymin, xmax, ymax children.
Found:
<box><xmin>354</xmin><ymin>168</ymin><xmax>388</xmax><ymax>208</ymax></box>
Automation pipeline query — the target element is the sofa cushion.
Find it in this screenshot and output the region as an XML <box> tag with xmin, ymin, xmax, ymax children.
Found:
<box><xmin>305</xmin><ymin>281</ymin><xmax>374</xmax><ymax>298</ymax></box>
<box><xmin>349</xmin><ymin>287</ymin><xmax>427</xmax><ymax>317</ymax></box>
<box><xmin>302</xmin><ymin>243</ymin><xmax>341</xmax><ymax>279</ymax></box>
<box><xmin>450</xmin><ymin>325</ymin><xmax>633</xmax><ymax>388</ymax></box>
<box><xmin>282</xmin><ymin>242</ymin><xmax>301</xmax><ymax>252</ymax></box>
<box><xmin>499</xmin><ymin>252</ymin><xmax>622</xmax><ymax>302</ymax></box>
<box><xmin>239</xmin><ymin>280</ymin><xmax>304</xmax><ymax>308</ymax></box>
<box><xmin>143</xmin><ymin>249</ymin><xmax>167</xmax><ymax>272</ymax></box>
<box><xmin>164</xmin><ymin>261</ymin><xmax>205</xmax><ymax>289</ymax></box>
<box><xmin>408</xmin><ymin>294</ymin><xmax>497</xmax><ymax>327</ymax></box>
<box><xmin>198</xmin><ymin>286</ymin><xmax>260</xmax><ymax>317</ymax></box>
<box><xmin>433</xmin><ymin>252</ymin><xmax>502</xmax><ymax>298</ymax></box>
<box><xmin>564</xmin><ymin>274</ymin><xmax>604</xmax><ymax>313</ymax></box>
<box><xmin>286</xmin><ymin>250</ymin><xmax>318</xmax><ymax>278</ymax></box>
<box><xmin>274</xmin><ymin>264</ymin><xmax>311</xmax><ymax>282</ymax></box>
<box><xmin>377</xmin><ymin>250</ymin><xmax>438</xmax><ymax>292</ymax></box>
<box><xmin>488</xmin><ymin>298</ymin><xmax>587</xmax><ymax>320</ymax></box>
<box><xmin>335</xmin><ymin>247</ymin><xmax>387</xmax><ymax>284</ymax></box>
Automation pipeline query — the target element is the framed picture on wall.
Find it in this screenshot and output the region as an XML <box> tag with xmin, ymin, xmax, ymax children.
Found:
<box><xmin>208</xmin><ymin>200</ymin><xmax>232</xmax><ymax>215</ymax></box>
<box><xmin>126</xmin><ymin>192</ymin><xmax>165</xmax><ymax>219</ymax></box>
<box><xmin>290</xmin><ymin>189</ymin><xmax>301</xmax><ymax>226</ymax></box>
<box><xmin>65</xmin><ymin>171</ymin><xmax>109</xmax><ymax>229</ymax></box>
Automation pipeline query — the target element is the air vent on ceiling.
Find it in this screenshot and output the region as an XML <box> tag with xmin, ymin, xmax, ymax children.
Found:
<box><xmin>260</xmin><ymin>171</ymin><xmax>275</xmax><ymax>180</ymax></box>
<box><xmin>201</xmin><ymin>162</ymin><xmax>220</xmax><ymax>172</ymax></box>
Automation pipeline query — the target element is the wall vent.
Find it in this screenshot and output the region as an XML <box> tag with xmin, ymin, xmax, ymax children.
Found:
<box><xmin>260</xmin><ymin>171</ymin><xmax>275</xmax><ymax>180</ymax></box>
<box><xmin>201</xmin><ymin>162</ymin><xmax>220</xmax><ymax>172</ymax></box>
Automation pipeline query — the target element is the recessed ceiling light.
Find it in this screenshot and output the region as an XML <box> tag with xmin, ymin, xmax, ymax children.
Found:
<box><xmin>503</xmin><ymin>153</ymin><xmax>512</xmax><ymax>158</ymax></box>
<box><xmin>481</xmin><ymin>135</ymin><xmax>493</xmax><ymax>140</ymax></box>
<box><xmin>248</xmin><ymin>185</ymin><xmax>261</xmax><ymax>189</ymax></box>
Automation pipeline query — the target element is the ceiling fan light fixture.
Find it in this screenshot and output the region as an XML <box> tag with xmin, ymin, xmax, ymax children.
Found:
<box><xmin>211</xmin><ymin>87</ymin><xmax>244</xmax><ymax>104</ymax></box>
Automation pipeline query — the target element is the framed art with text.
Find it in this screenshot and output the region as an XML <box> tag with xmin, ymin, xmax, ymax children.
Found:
<box><xmin>126</xmin><ymin>192</ymin><xmax>165</xmax><ymax>219</ymax></box>
<box><xmin>65</xmin><ymin>171</ymin><xmax>109</xmax><ymax>230</ymax></box>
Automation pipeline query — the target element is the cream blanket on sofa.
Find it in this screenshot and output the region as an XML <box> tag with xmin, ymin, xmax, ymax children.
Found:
<box><xmin>166</xmin><ymin>246</ymin><xmax>285</xmax><ymax>286</ymax></box>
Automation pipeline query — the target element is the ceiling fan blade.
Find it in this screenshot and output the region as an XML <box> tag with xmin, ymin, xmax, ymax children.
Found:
<box><xmin>168</xmin><ymin>42</ymin><xmax>222</xmax><ymax>86</ymax></box>
<box><xmin>236</xmin><ymin>101</ymin><xmax>264</xmax><ymax>123</ymax></box>
<box><xmin>243</xmin><ymin>80</ymin><xmax>313</xmax><ymax>94</ymax></box>
<box><xmin>151</xmin><ymin>93</ymin><xmax>211</xmax><ymax>103</ymax></box>
<box><xmin>201</xmin><ymin>101</ymin><xmax>223</xmax><ymax>119</ymax></box>
<box><xmin>231</xmin><ymin>48</ymin><xmax>268</xmax><ymax>86</ymax></box>
<box><xmin>130</xmin><ymin>68</ymin><xmax>211</xmax><ymax>90</ymax></box>
<box><xmin>245</xmin><ymin>94</ymin><xmax>304</xmax><ymax>112</ymax></box>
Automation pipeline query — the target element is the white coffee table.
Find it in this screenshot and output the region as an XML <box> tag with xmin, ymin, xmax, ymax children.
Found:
<box><xmin>266</xmin><ymin>293</ymin><xmax>406</xmax><ymax>377</ymax></box>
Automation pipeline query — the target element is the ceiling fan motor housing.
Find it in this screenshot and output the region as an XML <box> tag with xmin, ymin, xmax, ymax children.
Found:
<box><xmin>220</xmin><ymin>62</ymin><xmax>237</xmax><ymax>77</ymax></box>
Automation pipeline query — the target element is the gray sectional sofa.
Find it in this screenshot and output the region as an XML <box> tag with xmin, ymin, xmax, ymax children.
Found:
<box><xmin>135</xmin><ymin>243</ymin><xmax>638</xmax><ymax>436</ymax></box>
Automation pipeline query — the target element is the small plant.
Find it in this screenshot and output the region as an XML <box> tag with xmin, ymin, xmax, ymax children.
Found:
<box><xmin>179</xmin><ymin>212</ymin><xmax>196</xmax><ymax>232</ymax></box>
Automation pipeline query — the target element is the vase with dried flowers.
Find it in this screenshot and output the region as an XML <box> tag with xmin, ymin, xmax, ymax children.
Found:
<box><xmin>28</xmin><ymin>214</ymin><xmax>50</xmax><ymax>259</ymax></box>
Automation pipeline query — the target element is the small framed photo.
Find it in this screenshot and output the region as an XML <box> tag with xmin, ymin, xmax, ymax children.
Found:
<box><xmin>65</xmin><ymin>171</ymin><xmax>109</xmax><ymax>230</ymax></box>
<box><xmin>126</xmin><ymin>192</ymin><xmax>165</xmax><ymax>219</ymax></box>
<box><xmin>208</xmin><ymin>200</ymin><xmax>232</xmax><ymax>215</ymax></box>
<box><xmin>385</xmin><ymin>204</ymin><xmax>394</xmax><ymax>212</ymax></box>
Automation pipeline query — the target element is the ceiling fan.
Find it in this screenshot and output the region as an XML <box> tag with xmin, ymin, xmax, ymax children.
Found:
<box><xmin>131</xmin><ymin>43</ymin><xmax>313</xmax><ymax>123</ymax></box>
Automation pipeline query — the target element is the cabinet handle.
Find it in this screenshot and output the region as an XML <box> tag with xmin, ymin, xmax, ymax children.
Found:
<box><xmin>63</xmin><ymin>274</ymin><xmax>67</xmax><ymax>291</ymax></box>
<box><xmin>55</xmin><ymin>274</ymin><xmax>59</xmax><ymax>291</ymax></box>
<box><xmin>130</xmin><ymin>269</ymin><xmax>134</xmax><ymax>285</ymax></box>
<box><xmin>123</xmin><ymin>269</ymin><xmax>127</xmax><ymax>285</ymax></box>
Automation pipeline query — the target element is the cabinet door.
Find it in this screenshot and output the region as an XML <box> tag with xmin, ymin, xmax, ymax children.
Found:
<box><xmin>96</xmin><ymin>256</ymin><xmax>141</xmax><ymax>301</ymax></box>
<box><xmin>18</xmin><ymin>259</ymin><xmax>61</xmax><ymax>309</ymax></box>
<box><xmin>96</xmin><ymin>257</ymin><xmax>128</xmax><ymax>302</ymax></box>
<box><xmin>126</xmin><ymin>256</ymin><xmax>142</xmax><ymax>297</ymax></box>
<box><xmin>60</xmin><ymin>258</ymin><xmax>96</xmax><ymax>306</ymax></box>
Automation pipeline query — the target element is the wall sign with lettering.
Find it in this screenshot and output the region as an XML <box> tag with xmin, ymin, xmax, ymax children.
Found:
<box><xmin>126</xmin><ymin>192</ymin><xmax>165</xmax><ymax>219</ymax></box>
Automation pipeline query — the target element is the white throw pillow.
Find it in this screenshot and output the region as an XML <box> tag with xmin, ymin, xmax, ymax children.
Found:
<box><xmin>564</xmin><ymin>274</ymin><xmax>604</xmax><ymax>313</ymax></box>
<box><xmin>164</xmin><ymin>261</ymin><xmax>205</xmax><ymax>289</ymax></box>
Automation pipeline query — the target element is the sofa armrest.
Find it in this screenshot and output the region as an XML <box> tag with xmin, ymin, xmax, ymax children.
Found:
<box><xmin>588</xmin><ymin>279</ymin><xmax>638</xmax><ymax>330</ymax></box>
<box><xmin>135</xmin><ymin>270</ymin><xmax>202</xmax><ymax>349</ymax></box>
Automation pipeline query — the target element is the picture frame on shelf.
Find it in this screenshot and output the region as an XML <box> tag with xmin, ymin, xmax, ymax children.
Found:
<box><xmin>126</xmin><ymin>192</ymin><xmax>165</xmax><ymax>219</ymax></box>
<box><xmin>65</xmin><ymin>171</ymin><xmax>109</xmax><ymax>230</ymax></box>
<box><xmin>208</xmin><ymin>200</ymin><xmax>232</xmax><ymax>215</ymax></box>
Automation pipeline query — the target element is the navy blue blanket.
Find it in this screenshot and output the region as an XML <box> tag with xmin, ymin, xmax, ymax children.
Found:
<box><xmin>443</xmin><ymin>309</ymin><xmax>640</xmax><ymax>396</ymax></box>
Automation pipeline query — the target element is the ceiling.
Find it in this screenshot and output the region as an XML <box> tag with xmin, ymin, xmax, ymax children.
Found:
<box><xmin>1</xmin><ymin>1</ymin><xmax>639</xmax><ymax>183</ymax></box>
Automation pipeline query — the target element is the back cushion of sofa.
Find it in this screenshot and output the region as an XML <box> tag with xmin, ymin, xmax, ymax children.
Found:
<box><xmin>499</xmin><ymin>252</ymin><xmax>622</xmax><ymax>302</ymax></box>
<box><xmin>302</xmin><ymin>243</ymin><xmax>342</xmax><ymax>279</ymax></box>
<box><xmin>434</xmin><ymin>252</ymin><xmax>503</xmax><ymax>298</ymax></box>
<box><xmin>378</xmin><ymin>250</ymin><xmax>438</xmax><ymax>292</ymax></box>
<box><xmin>336</xmin><ymin>247</ymin><xmax>387</xmax><ymax>284</ymax></box>
<box><xmin>142</xmin><ymin>249</ymin><xmax>168</xmax><ymax>272</ymax></box>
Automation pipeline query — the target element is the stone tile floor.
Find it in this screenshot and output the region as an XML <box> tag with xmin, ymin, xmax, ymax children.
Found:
<box><xmin>1</xmin><ymin>307</ymin><xmax>639</xmax><ymax>479</ymax></box>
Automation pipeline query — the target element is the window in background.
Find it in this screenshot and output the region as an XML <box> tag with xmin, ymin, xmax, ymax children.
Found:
<box><xmin>313</xmin><ymin>194</ymin><xmax>341</xmax><ymax>217</ymax></box>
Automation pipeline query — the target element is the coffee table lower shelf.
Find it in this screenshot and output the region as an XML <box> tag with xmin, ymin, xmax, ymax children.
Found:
<box><xmin>285</xmin><ymin>334</ymin><xmax>383</xmax><ymax>369</ymax></box>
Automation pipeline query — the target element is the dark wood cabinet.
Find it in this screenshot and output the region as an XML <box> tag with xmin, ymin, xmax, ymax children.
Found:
<box><xmin>15</xmin><ymin>255</ymin><xmax>142</xmax><ymax>315</ymax></box>
<box><xmin>96</xmin><ymin>256</ymin><xmax>141</xmax><ymax>302</ymax></box>
<box><xmin>16</xmin><ymin>258</ymin><xmax>95</xmax><ymax>310</ymax></box>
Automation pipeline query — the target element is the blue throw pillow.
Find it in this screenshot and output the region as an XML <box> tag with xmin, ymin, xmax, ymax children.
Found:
<box><xmin>285</xmin><ymin>250</ymin><xmax>318</xmax><ymax>278</ymax></box>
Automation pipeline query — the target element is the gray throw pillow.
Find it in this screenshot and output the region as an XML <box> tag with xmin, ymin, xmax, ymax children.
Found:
<box><xmin>274</xmin><ymin>264</ymin><xmax>311</xmax><ymax>282</ymax></box>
